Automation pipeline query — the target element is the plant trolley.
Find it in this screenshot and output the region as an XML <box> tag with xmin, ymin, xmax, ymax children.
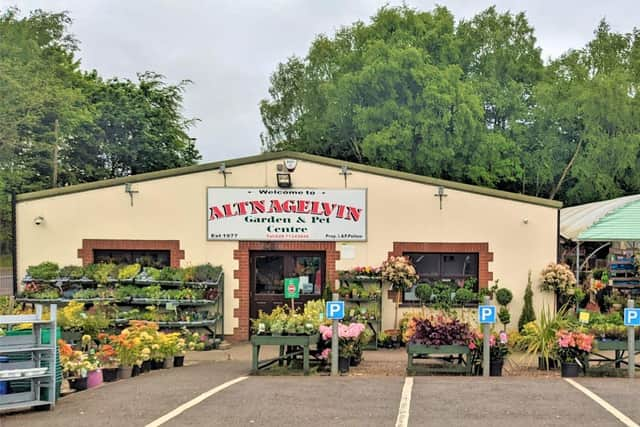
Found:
<box><xmin>0</xmin><ymin>304</ymin><xmax>57</xmax><ymax>413</ymax></box>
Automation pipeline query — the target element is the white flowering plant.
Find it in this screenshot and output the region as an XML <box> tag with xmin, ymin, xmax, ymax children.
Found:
<box><xmin>381</xmin><ymin>256</ymin><xmax>419</xmax><ymax>290</ymax></box>
<box><xmin>540</xmin><ymin>263</ymin><xmax>576</xmax><ymax>295</ymax></box>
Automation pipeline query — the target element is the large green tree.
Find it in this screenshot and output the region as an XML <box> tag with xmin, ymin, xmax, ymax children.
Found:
<box><xmin>0</xmin><ymin>8</ymin><xmax>200</xmax><ymax>251</ymax></box>
<box><xmin>260</xmin><ymin>6</ymin><xmax>640</xmax><ymax>205</ymax></box>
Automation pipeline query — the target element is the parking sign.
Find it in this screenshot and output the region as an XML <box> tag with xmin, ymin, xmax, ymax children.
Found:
<box><xmin>624</xmin><ymin>308</ymin><xmax>640</xmax><ymax>326</ymax></box>
<box><xmin>326</xmin><ymin>301</ymin><xmax>345</xmax><ymax>320</ymax></box>
<box><xmin>478</xmin><ymin>305</ymin><xmax>496</xmax><ymax>324</ymax></box>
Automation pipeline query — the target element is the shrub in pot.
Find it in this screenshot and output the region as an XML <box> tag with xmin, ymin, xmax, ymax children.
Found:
<box><xmin>554</xmin><ymin>329</ymin><xmax>594</xmax><ymax>378</ymax></box>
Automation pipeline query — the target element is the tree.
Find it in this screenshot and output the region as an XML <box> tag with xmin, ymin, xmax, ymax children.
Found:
<box><xmin>260</xmin><ymin>6</ymin><xmax>640</xmax><ymax>207</ymax></box>
<box><xmin>0</xmin><ymin>8</ymin><xmax>200</xmax><ymax>249</ymax></box>
<box><xmin>518</xmin><ymin>272</ymin><xmax>536</xmax><ymax>331</ymax></box>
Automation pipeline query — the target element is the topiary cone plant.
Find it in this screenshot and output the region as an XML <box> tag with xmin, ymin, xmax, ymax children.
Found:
<box><xmin>518</xmin><ymin>271</ymin><xmax>536</xmax><ymax>332</ymax></box>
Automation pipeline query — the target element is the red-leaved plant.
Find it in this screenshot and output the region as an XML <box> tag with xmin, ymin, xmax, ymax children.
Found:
<box><xmin>406</xmin><ymin>315</ymin><xmax>475</xmax><ymax>346</ymax></box>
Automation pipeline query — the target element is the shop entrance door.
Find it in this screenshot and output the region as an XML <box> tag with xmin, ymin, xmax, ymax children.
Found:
<box><xmin>250</xmin><ymin>251</ymin><xmax>325</xmax><ymax>322</ymax></box>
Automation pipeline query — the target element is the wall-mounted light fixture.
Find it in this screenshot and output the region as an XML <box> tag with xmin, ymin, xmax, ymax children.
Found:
<box><xmin>124</xmin><ymin>183</ymin><xmax>139</xmax><ymax>207</ymax></box>
<box><xmin>218</xmin><ymin>163</ymin><xmax>231</xmax><ymax>187</ymax></box>
<box><xmin>33</xmin><ymin>216</ymin><xmax>44</xmax><ymax>226</ymax></box>
<box><xmin>339</xmin><ymin>165</ymin><xmax>352</xmax><ymax>188</ymax></box>
<box><xmin>434</xmin><ymin>186</ymin><xmax>447</xmax><ymax>210</ymax></box>
<box><xmin>276</xmin><ymin>173</ymin><xmax>292</xmax><ymax>188</ymax></box>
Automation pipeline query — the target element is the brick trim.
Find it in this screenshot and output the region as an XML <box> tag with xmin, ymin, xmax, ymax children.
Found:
<box><xmin>77</xmin><ymin>239</ymin><xmax>185</xmax><ymax>268</ymax></box>
<box><xmin>387</xmin><ymin>242</ymin><xmax>494</xmax><ymax>302</ymax></box>
<box><xmin>233</xmin><ymin>241</ymin><xmax>340</xmax><ymax>341</ymax></box>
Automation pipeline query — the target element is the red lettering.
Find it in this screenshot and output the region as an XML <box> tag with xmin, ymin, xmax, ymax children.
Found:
<box><xmin>235</xmin><ymin>201</ymin><xmax>248</xmax><ymax>215</ymax></box>
<box><xmin>310</xmin><ymin>201</ymin><xmax>322</xmax><ymax>215</ymax></box>
<box><xmin>282</xmin><ymin>200</ymin><xmax>296</xmax><ymax>213</ymax></box>
<box><xmin>296</xmin><ymin>200</ymin><xmax>310</xmax><ymax>214</ymax></box>
<box><xmin>321</xmin><ymin>202</ymin><xmax>336</xmax><ymax>217</ymax></box>
<box><xmin>209</xmin><ymin>206</ymin><xmax>226</xmax><ymax>220</ymax></box>
<box><xmin>347</xmin><ymin>207</ymin><xmax>362</xmax><ymax>222</ymax></box>
<box><xmin>250</xmin><ymin>200</ymin><xmax>265</xmax><ymax>214</ymax></box>
<box><xmin>269</xmin><ymin>200</ymin><xmax>283</xmax><ymax>213</ymax></box>
<box><xmin>222</xmin><ymin>204</ymin><xmax>235</xmax><ymax>217</ymax></box>
<box><xmin>336</xmin><ymin>204</ymin><xmax>346</xmax><ymax>219</ymax></box>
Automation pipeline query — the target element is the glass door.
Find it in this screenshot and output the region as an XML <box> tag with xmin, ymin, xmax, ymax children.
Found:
<box><xmin>250</xmin><ymin>251</ymin><xmax>325</xmax><ymax>323</ymax></box>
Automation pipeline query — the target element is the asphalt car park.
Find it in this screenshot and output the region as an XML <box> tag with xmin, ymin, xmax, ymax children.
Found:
<box><xmin>2</xmin><ymin>358</ymin><xmax>639</xmax><ymax>427</ymax></box>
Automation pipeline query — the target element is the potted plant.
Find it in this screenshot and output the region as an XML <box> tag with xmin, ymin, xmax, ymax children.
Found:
<box><xmin>96</xmin><ymin>336</ymin><xmax>119</xmax><ymax>382</ymax></box>
<box><xmin>540</xmin><ymin>263</ymin><xmax>577</xmax><ymax>309</ymax></box>
<box><xmin>470</xmin><ymin>331</ymin><xmax>510</xmax><ymax>376</ymax></box>
<box><xmin>381</xmin><ymin>256</ymin><xmax>419</xmax><ymax>329</ymax></box>
<box><xmin>516</xmin><ymin>306</ymin><xmax>568</xmax><ymax>370</ymax></box>
<box><xmin>319</xmin><ymin>322</ymin><xmax>366</xmax><ymax>374</ymax></box>
<box><xmin>59</xmin><ymin>339</ymin><xmax>98</xmax><ymax>391</ymax></box>
<box><xmin>555</xmin><ymin>329</ymin><xmax>594</xmax><ymax>377</ymax></box>
<box><xmin>404</xmin><ymin>314</ymin><xmax>475</xmax><ymax>375</ymax></box>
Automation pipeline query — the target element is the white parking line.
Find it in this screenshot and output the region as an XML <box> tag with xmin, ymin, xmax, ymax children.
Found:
<box><xmin>145</xmin><ymin>376</ymin><xmax>248</xmax><ymax>427</ymax></box>
<box><xmin>395</xmin><ymin>377</ymin><xmax>414</xmax><ymax>427</ymax></box>
<box><xmin>565</xmin><ymin>378</ymin><xmax>639</xmax><ymax>427</ymax></box>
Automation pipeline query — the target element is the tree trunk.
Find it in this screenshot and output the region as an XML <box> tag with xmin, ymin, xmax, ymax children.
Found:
<box><xmin>549</xmin><ymin>140</ymin><xmax>582</xmax><ymax>200</ymax></box>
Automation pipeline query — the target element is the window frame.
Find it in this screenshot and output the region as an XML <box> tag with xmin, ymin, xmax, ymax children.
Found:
<box><xmin>402</xmin><ymin>252</ymin><xmax>480</xmax><ymax>304</ymax></box>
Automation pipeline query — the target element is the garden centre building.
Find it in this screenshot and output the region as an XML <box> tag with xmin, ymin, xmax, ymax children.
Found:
<box><xmin>15</xmin><ymin>151</ymin><xmax>561</xmax><ymax>341</ymax></box>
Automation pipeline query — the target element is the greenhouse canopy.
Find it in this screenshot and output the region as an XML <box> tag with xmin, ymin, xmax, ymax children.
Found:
<box><xmin>560</xmin><ymin>194</ymin><xmax>640</xmax><ymax>242</ymax></box>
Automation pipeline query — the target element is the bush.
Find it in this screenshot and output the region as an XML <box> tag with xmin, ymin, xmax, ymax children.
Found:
<box><xmin>59</xmin><ymin>265</ymin><xmax>84</xmax><ymax>280</ymax></box>
<box><xmin>455</xmin><ymin>288</ymin><xmax>476</xmax><ymax>305</ymax></box>
<box><xmin>415</xmin><ymin>284</ymin><xmax>433</xmax><ymax>303</ymax></box>
<box><xmin>498</xmin><ymin>306</ymin><xmax>511</xmax><ymax>328</ymax></box>
<box><xmin>194</xmin><ymin>264</ymin><xmax>222</xmax><ymax>282</ymax></box>
<box><xmin>406</xmin><ymin>315</ymin><xmax>474</xmax><ymax>346</ymax></box>
<box><xmin>496</xmin><ymin>288</ymin><xmax>513</xmax><ymax>306</ymax></box>
<box><xmin>518</xmin><ymin>272</ymin><xmax>536</xmax><ymax>332</ymax></box>
<box><xmin>27</xmin><ymin>262</ymin><xmax>60</xmax><ymax>280</ymax></box>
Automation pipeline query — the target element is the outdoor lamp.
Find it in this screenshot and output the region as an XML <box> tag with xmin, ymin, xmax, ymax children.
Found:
<box><xmin>276</xmin><ymin>173</ymin><xmax>292</xmax><ymax>188</ymax></box>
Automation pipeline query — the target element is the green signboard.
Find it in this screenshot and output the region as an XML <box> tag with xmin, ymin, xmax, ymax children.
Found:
<box><xmin>284</xmin><ymin>277</ymin><xmax>300</xmax><ymax>299</ymax></box>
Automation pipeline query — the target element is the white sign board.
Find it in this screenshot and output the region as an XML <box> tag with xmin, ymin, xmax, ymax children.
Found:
<box><xmin>207</xmin><ymin>188</ymin><xmax>366</xmax><ymax>241</ymax></box>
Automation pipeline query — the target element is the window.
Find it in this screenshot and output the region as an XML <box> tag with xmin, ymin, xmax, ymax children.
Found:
<box><xmin>403</xmin><ymin>253</ymin><xmax>479</xmax><ymax>302</ymax></box>
<box><xmin>93</xmin><ymin>250</ymin><xmax>171</xmax><ymax>268</ymax></box>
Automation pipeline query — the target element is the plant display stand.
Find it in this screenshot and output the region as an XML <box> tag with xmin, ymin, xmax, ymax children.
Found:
<box><xmin>406</xmin><ymin>344</ymin><xmax>472</xmax><ymax>376</ymax></box>
<box><xmin>0</xmin><ymin>304</ymin><xmax>57</xmax><ymax>413</ymax></box>
<box><xmin>251</xmin><ymin>334</ymin><xmax>319</xmax><ymax>376</ymax></box>
<box><xmin>587</xmin><ymin>339</ymin><xmax>640</xmax><ymax>371</ymax></box>
<box><xmin>341</xmin><ymin>276</ymin><xmax>382</xmax><ymax>350</ymax></box>
<box><xmin>18</xmin><ymin>273</ymin><xmax>224</xmax><ymax>344</ymax></box>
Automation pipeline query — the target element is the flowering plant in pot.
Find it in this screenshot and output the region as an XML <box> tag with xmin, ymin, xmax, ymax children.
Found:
<box><xmin>319</xmin><ymin>322</ymin><xmax>366</xmax><ymax>373</ymax></box>
<box><xmin>554</xmin><ymin>329</ymin><xmax>594</xmax><ymax>377</ymax></box>
<box><xmin>469</xmin><ymin>331</ymin><xmax>510</xmax><ymax>376</ymax></box>
<box><xmin>96</xmin><ymin>334</ymin><xmax>119</xmax><ymax>382</ymax></box>
<box><xmin>59</xmin><ymin>339</ymin><xmax>98</xmax><ymax>391</ymax></box>
<box><xmin>540</xmin><ymin>263</ymin><xmax>576</xmax><ymax>296</ymax></box>
<box><xmin>381</xmin><ymin>256</ymin><xmax>418</xmax><ymax>329</ymax></box>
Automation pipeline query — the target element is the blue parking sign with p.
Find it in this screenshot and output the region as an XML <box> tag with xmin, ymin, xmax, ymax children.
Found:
<box><xmin>624</xmin><ymin>308</ymin><xmax>640</xmax><ymax>326</ymax></box>
<box><xmin>478</xmin><ymin>305</ymin><xmax>496</xmax><ymax>324</ymax></box>
<box><xmin>326</xmin><ymin>301</ymin><xmax>345</xmax><ymax>320</ymax></box>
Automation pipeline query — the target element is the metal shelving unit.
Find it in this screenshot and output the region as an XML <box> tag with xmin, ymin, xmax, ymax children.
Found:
<box><xmin>341</xmin><ymin>276</ymin><xmax>382</xmax><ymax>350</ymax></box>
<box><xmin>17</xmin><ymin>272</ymin><xmax>224</xmax><ymax>345</ymax></box>
<box><xmin>0</xmin><ymin>304</ymin><xmax>57</xmax><ymax>413</ymax></box>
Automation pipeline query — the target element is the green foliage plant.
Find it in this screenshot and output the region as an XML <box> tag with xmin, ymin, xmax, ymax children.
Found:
<box><xmin>517</xmin><ymin>305</ymin><xmax>569</xmax><ymax>369</ymax></box>
<box><xmin>518</xmin><ymin>272</ymin><xmax>536</xmax><ymax>331</ymax></box>
<box><xmin>26</xmin><ymin>262</ymin><xmax>59</xmax><ymax>280</ymax></box>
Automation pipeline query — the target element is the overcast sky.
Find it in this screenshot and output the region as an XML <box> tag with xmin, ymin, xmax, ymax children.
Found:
<box><xmin>3</xmin><ymin>1</ymin><xmax>638</xmax><ymax>162</ymax></box>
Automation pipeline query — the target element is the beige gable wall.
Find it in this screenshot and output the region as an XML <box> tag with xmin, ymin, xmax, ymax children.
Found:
<box><xmin>17</xmin><ymin>158</ymin><xmax>558</xmax><ymax>335</ymax></box>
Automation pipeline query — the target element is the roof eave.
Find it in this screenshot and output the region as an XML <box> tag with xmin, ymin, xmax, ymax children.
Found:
<box><xmin>17</xmin><ymin>150</ymin><xmax>562</xmax><ymax>209</ymax></box>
